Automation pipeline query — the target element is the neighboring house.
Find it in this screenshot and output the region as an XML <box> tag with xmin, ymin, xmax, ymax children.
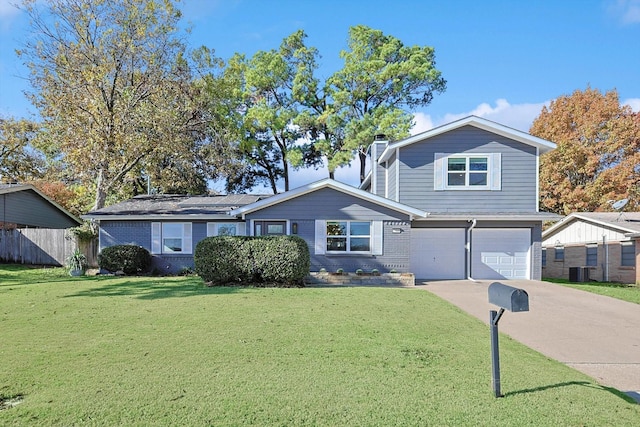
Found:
<box><xmin>0</xmin><ymin>183</ymin><xmax>81</xmax><ymax>229</ymax></box>
<box><xmin>84</xmin><ymin>115</ymin><xmax>559</xmax><ymax>280</ymax></box>
<box><xmin>542</xmin><ymin>212</ymin><xmax>640</xmax><ymax>284</ymax></box>
<box><xmin>0</xmin><ymin>183</ymin><xmax>83</xmax><ymax>265</ymax></box>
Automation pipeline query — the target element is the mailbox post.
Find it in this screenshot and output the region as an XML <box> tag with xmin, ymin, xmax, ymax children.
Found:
<box><xmin>487</xmin><ymin>282</ymin><xmax>529</xmax><ymax>398</ymax></box>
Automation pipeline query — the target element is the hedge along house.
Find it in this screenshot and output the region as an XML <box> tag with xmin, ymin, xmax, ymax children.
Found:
<box><xmin>542</xmin><ymin>212</ymin><xmax>640</xmax><ymax>284</ymax></box>
<box><xmin>84</xmin><ymin>116</ymin><xmax>560</xmax><ymax>280</ymax></box>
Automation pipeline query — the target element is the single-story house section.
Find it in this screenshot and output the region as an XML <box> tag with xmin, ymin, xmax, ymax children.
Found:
<box><xmin>83</xmin><ymin>194</ymin><xmax>268</xmax><ymax>273</ymax></box>
<box><xmin>542</xmin><ymin>212</ymin><xmax>640</xmax><ymax>284</ymax></box>
<box><xmin>84</xmin><ymin>115</ymin><xmax>561</xmax><ymax>281</ymax></box>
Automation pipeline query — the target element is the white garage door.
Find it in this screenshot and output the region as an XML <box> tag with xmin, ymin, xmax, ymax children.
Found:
<box><xmin>471</xmin><ymin>229</ymin><xmax>530</xmax><ymax>279</ymax></box>
<box><xmin>410</xmin><ymin>228</ymin><xmax>466</xmax><ymax>279</ymax></box>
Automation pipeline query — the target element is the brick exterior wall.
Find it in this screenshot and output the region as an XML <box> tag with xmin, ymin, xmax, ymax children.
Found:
<box><xmin>542</xmin><ymin>240</ymin><xmax>637</xmax><ymax>284</ymax></box>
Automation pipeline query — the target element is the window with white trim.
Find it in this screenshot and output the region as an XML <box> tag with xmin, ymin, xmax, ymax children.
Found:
<box><xmin>151</xmin><ymin>222</ymin><xmax>192</xmax><ymax>254</ymax></box>
<box><xmin>586</xmin><ymin>245</ymin><xmax>597</xmax><ymax>266</ymax></box>
<box><xmin>314</xmin><ymin>220</ymin><xmax>383</xmax><ymax>255</ymax></box>
<box><xmin>326</xmin><ymin>221</ymin><xmax>371</xmax><ymax>252</ymax></box>
<box><xmin>434</xmin><ymin>153</ymin><xmax>501</xmax><ymax>191</ymax></box>
<box><xmin>207</xmin><ymin>222</ymin><xmax>245</xmax><ymax>237</ymax></box>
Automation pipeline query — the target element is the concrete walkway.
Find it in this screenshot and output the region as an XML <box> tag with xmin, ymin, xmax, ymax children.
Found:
<box><xmin>418</xmin><ymin>279</ymin><xmax>640</xmax><ymax>401</ymax></box>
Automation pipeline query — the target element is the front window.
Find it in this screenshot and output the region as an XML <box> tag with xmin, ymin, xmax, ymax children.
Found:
<box><xmin>326</xmin><ymin>221</ymin><xmax>371</xmax><ymax>253</ymax></box>
<box><xmin>152</xmin><ymin>222</ymin><xmax>192</xmax><ymax>254</ymax></box>
<box><xmin>586</xmin><ymin>245</ymin><xmax>597</xmax><ymax>266</ymax></box>
<box><xmin>447</xmin><ymin>156</ymin><xmax>488</xmax><ymax>188</ymax></box>
<box><xmin>254</xmin><ymin>221</ymin><xmax>286</xmax><ymax>236</ymax></box>
<box><xmin>207</xmin><ymin>222</ymin><xmax>241</xmax><ymax>237</ymax></box>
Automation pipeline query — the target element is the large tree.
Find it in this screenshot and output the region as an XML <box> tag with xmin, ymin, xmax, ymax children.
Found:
<box><xmin>530</xmin><ymin>87</ymin><xmax>640</xmax><ymax>214</ymax></box>
<box><xmin>18</xmin><ymin>0</ymin><xmax>217</xmax><ymax>210</ymax></box>
<box><xmin>0</xmin><ymin>117</ymin><xmax>46</xmax><ymax>182</ymax></box>
<box><xmin>294</xmin><ymin>25</ymin><xmax>446</xmax><ymax>181</ymax></box>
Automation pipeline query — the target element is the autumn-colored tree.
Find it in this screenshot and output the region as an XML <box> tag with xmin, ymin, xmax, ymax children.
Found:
<box><xmin>530</xmin><ymin>87</ymin><xmax>640</xmax><ymax>214</ymax></box>
<box><xmin>0</xmin><ymin>117</ymin><xmax>45</xmax><ymax>182</ymax></box>
<box><xmin>18</xmin><ymin>0</ymin><xmax>220</xmax><ymax>210</ymax></box>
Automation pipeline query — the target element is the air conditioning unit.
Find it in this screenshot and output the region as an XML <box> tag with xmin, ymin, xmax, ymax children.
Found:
<box><xmin>569</xmin><ymin>267</ymin><xmax>590</xmax><ymax>282</ymax></box>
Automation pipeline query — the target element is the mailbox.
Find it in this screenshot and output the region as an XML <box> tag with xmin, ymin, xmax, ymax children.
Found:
<box><xmin>488</xmin><ymin>282</ymin><xmax>529</xmax><ymax>312</ymax></box>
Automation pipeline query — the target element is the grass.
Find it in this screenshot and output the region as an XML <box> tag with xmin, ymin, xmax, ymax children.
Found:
<box><xmin>544</xmin><ymin>277</ymin><xmax>640</xmax><ymax>304</ymax></box>
<box><xmin>1</xmin><ymin>264</ymin><xmax>639</xmax><ymax>426</ymax></box>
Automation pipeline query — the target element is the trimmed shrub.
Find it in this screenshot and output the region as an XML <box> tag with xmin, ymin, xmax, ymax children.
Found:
<box><xmin>98</xmin><ymin>245</ymin><xmax>152</xmax><ymax>275</ymax></box>
<box><xmin>194</xmin><ymin>235</ymin><xmax>310</xmax><ymax>287</ymax></box>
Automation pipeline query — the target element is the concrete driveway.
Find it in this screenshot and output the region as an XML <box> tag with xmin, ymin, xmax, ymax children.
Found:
<box><xmin>418</xmin><ymin>279</ymin><xmax>640</xmax><ymax>401</ymax></box>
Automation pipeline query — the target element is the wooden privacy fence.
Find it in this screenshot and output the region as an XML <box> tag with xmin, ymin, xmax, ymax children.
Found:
<box><xmin>0</xmin><ymin>228</ymin><xmax>98</xmax><ymax>267</ymax></box>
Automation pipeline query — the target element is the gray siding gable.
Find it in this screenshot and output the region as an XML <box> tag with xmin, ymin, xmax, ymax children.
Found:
<box><xmin>244</xmin><ymin>187</ymin><xmax>411</xmax><ymax>221</ymax></box>
<box><xmin>397</xmin><ymin>126</ymin><xmax>539</xmax><ymax>213</ymax></box>
<box><xmin>0</xmin><ymin>187</ymin><xmax>81</xmax><ymax>228</ymax></box>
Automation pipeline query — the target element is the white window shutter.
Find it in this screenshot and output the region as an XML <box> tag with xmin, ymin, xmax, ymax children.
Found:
<box><xmin>206</xmin><ymin>223</ymin><xmax>216</xmax><ymax>237</ymax></box>
<box><xmin>151</xmin><ymin>222</ymin><xmax>161</xmax><ymax>254</ymax></box>
<box><xmin>237</xmin><ymin>222</ymin><xmax>246</xmax><ymax>236</ymax></box>
<box><xmin>490</xmin><ymin>153</ymin><xmax>502</xmax><ymax>191</ymax></box>
<box><xmin>183</xmin><ymin>223</ymin><xmax>193</xmax><ymax>254</ymax></box>
<box><xmin>371</xmin><ymin>221</ymin><xmax>383</xmax><ymax>255</ymax></box>
<box><xmin>434</xmin><ymin>153</ymin><xmax>446</xmax><ymax>190</ymax></box>
<box><xmin>314</xmin><ymin>220</ymin><xmax>326</xmax><ymax>255</ymax></box>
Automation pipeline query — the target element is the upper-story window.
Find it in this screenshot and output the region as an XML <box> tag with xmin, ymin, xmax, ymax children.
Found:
<box><xmin>435</xmin><ymin>153</ymin><xmax>501</xmax><ymax>191</ymax></box>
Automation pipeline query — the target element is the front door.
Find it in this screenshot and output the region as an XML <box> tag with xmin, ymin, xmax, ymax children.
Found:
<box><xmin>254</xmin><ymin>220</ymin><xmax>287</xmax><ymax>236</ymax></box>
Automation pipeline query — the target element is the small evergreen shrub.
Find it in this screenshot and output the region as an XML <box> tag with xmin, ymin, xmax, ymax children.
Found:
<box><xmin>98</xmin><ymin>245</ymin><xmax>152</xmax><ymax>275</ymax></box>
<box><xmin>194</xmin><ymin>235</ymin><xmax>310</xmax><ymax>287</ymax></box>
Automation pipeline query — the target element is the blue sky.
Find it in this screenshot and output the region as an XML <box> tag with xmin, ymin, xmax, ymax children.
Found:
<box><xmin>1</xmin><ymin>0</ymin><xmax>639</xmax><ymax>189</ymax></box>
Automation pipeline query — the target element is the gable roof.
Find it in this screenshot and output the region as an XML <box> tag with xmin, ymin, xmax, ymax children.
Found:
<box><xmin>542</xmin><ymin>212</ymin><xmax>640</xmax><ymax>239</ymax></box>
<box><xmin>378</xmin><ymin>115</ymin><xmax>556</xmax><ymax>163</ymax></box>
<box><xmin>83</xmin><ymin>194</ymin><xmax>269</xmax><ymax>221</ymax></box>
<box><xmin>229</xmin><ymin>178</ymin><xmax>428</xmax><ymax>219</ymax></box>
<box><xmin>0</xmin><ymin>183</ymin><xmax>82</xmax><ymax>228</ymax></box>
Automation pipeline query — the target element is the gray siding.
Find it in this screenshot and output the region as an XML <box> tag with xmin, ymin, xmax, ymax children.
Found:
<box><xmin>0</xmin><ymin>190</ymin><xmax>79</xmax><ymax>228</ymax></box>
<box><xmin>245</xmin><ymin>188</ymin><xmax>409</xmax><ymax>221</ymax></box>
<box><xmin>99</xmin><ymin>220</ymin><xmax>210</xmax><ymax>273</ymax></box>
<box><xmin>246</xmin><ymin>188</ymin><xmax>412</xmax><ymax>273</ymax></box>
<box><xmin>387</xmin><ymin>151</ymin><xmax>398</xmax><ymax>201</ymax></box>
<box><xmin>398</xmin><ymin>126</ymin><xmax>538</xmax><ymax>212</ymax></box>
<box><xmin>374</xmin><ymin>161</ymin><xmax>386</xmax><ymax>197</ymax></box>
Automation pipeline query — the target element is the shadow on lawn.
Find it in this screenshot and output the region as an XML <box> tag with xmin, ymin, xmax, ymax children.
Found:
<box><xmin>63</xmin><ymin>277</ymin><xmax>245</xmax><ymax>300</ymax></box>
<box><xmin>505</xmin><ymin>380</ymin><xmax>638</xmax><ymax>404</ymax></box>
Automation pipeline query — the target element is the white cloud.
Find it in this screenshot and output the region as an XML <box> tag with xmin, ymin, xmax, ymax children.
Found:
<box><xmin>608</xmin><ymin>0</ymin><xmax>640</xmax><ymax>24</ymax></box>
<box><xmin>0</xmin><ymin>0</ymin><xmax>20</xmax><ymax>32</ymax></box>
<box><xmin>410</xmin><ymin>112</ymin><xmax>435</xmax><ymax>135</ymax></box>
<box><xmin>435</xmin><ymin>98</ymin><xmax>549</xmax><ymax>132</ymax></box>
<box><xmin>623</xmin><ymin>97</ymin><xmax>640</xmax><ymax>111</ymax></box>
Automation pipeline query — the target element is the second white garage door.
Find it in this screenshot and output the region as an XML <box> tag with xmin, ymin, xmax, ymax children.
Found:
<box><xmin>471</xmin><ymin>228</ymin><xmax>530</xmax><ymax>279</ymax></box>
<box><xmin>410</xmin><ymin>228</ymin><xmax>466</xmax><ymax>279</ymax></box>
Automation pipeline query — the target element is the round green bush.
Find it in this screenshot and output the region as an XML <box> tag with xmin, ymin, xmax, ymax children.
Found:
<box><xmin>98</xmin><ymin>244</ymin><xmax>152</xmax><ymax>275</ymax></box>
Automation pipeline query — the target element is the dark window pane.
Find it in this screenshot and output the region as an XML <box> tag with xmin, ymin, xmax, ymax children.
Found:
<box><xmin>163</xmin><ymin>238</ymin><xmax>182</xmax><ymax>252</ymax></box>
<box><xmin>326</xmin><ymin>221</ymin><xmax>347</xmax><ymax>236</ymax></box>
<box><xmin>350</xmin><ymin>238</ymin><xmax>370</xmax><ymax>252</ymax></box>
<box><xmin>447</xmin><ymin>158</ymin><xmax>466</xmax><ymax>171</ymax></box>
<box><xmin>448</xmin><ymin>173</ymin><xmax>465</xmax><ymax>186</ymax></box>
<box><xmin>469</xmin><ymin>158</ymin><xmax>488</xmax><ymax>171</ymax></box>
<box><xmin>327</xmin><ymin>237</ymin><xmax>347</xmax><ymax>251</ymax></box>
<box><xmin>469</xmin><ymin>173</ymin><xmax>487</xmax><ymax>186</ymax></box>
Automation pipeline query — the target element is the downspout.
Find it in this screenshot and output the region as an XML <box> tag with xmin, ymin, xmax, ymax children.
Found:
<box><xmin>467</xmin><ymin>218</ymin><xmax>477</xmax><ymax>281</ymax></box>
<box><xmin>603</xmin><ymin>235</ymin><xmax>608</xmax><ymax>282</ymax></box>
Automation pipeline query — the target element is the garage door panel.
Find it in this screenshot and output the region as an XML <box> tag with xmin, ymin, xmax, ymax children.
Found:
<box><xmin>472</xmin><ymin>229</ymin><xmax>530</xmax><ymax>280</ymax></box>
<box><xmin>410</xmin><ymin>228</ymin><xmax>465</xmax><ymax>280</ymax></box>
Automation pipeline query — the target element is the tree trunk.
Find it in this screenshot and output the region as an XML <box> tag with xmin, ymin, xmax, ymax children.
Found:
<box><xmin>93</xmin><ymin>168</ymin><xmax>108</xmax><ymax>211</ymax></box>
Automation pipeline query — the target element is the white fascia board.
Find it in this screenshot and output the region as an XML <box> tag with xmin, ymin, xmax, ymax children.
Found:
<box><xmin>378</xmin><ymin>115</ymin><xmax>556</xmax><ymax>163</ymax></box>
<box><xmin>229</xmin><ymin>178</ymin><xmax>428</xmax><ymax>219</ymax></box>
<box><xmin>359</xmin><ymin>171</ymin><xmax>372</xmax><ymax>190</ymax></box>
<box><xmin>417</xmin><ymin>213</ymin><xmax>562</xmax><ymax>222</ymax></box>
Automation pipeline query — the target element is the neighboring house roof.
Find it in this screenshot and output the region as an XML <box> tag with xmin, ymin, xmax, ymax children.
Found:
<box><xmin>542</xmin><ymin>212</ymin><xmax>640</xmax><ymax>240</ymax></box>
<box><xmin>0</xmin><ymin>183</ymin><xmax>82</xmax><ymax>228</ymax></box>
<box><xmin>83</xmin><ymin>194</ymin><xmax>270</xmax><ymax>221</ymax></box>
<box><xmin>377</xmin><ymin>115</ymin><xmax>557</xmax><ymax>163</ymax></box>
<box><xmin>229</xmin><ymin>178</ymin><xmax>428</xmax><ymax>220</ymax></box>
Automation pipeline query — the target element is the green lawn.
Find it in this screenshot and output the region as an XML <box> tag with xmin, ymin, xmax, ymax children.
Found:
<box><xmin>1</xmin><ymin>265</ymin><xmax>639</xmax><ymax>426</ymax></box>
<box><xmin>544</xmin><ymin>278</ymin><xmax>640</xmax><ymax>304</ymax></box>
